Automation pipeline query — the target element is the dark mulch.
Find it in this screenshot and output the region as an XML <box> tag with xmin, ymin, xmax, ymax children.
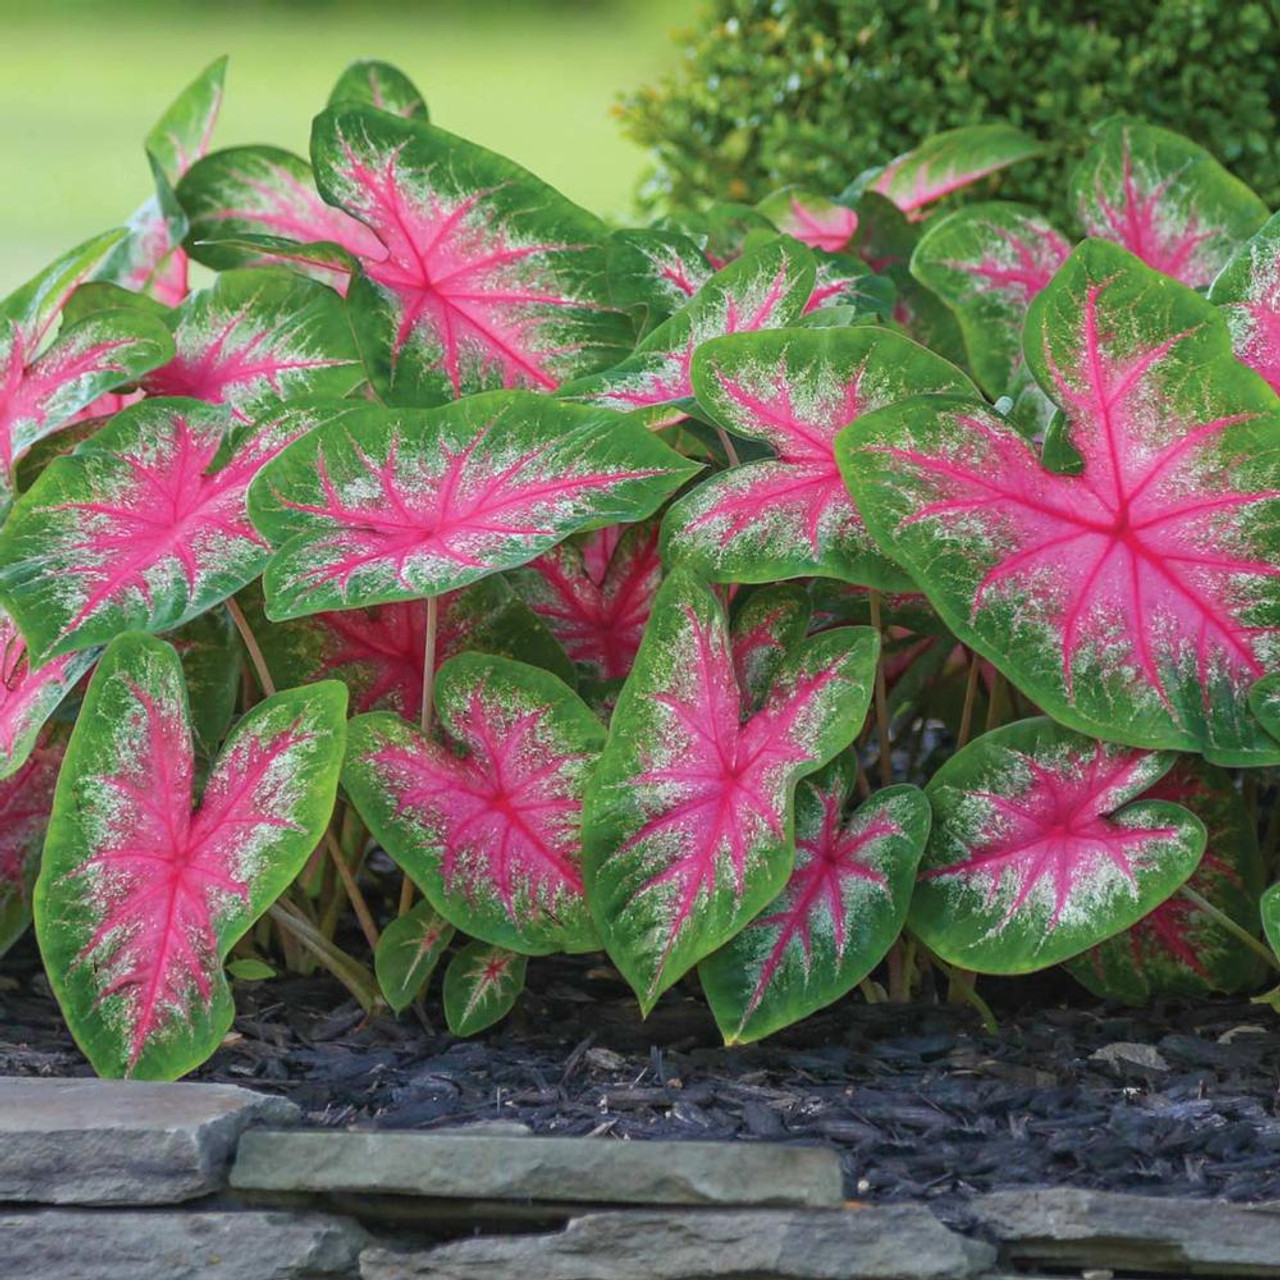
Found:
<box><xmin>4</xmin><ymin>938</ymin><xmax>1280</xmax><ymax>1216</ymax></box>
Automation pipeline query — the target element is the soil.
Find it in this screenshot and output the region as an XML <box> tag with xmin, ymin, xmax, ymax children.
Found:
<box><xmin>3</xmin><ymin>938</ymin><xmax>1279</xmax><ymax>1217</ymax></box>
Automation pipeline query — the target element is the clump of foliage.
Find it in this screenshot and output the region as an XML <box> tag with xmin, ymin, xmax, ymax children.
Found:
<box><xmin>618</xmin><ymin>0</ymin><xmax>1280</xmax><ymax>217</ymax></box>
<box><xmin>6</xmin><ymin>58</ymin><xmax>1280</xmax><ymax>1082</ymax></box>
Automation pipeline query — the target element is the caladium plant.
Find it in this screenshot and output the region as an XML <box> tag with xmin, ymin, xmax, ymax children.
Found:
<box><xmin>841</xmin><ymin>239</ymin><xmax>1280</xmax><ymax>763</ymax></box>
<box><xmin>35</xmin><ymin>632</ymin><xmax>347</xmax><ymax>1079</ymax></box>
<box><xmin>911</xmin><ymin>718</ymin><xmax>1205</xmax><ymax>973</ymax></box>
<box><xmin>582</xmin><ymin>568</ymin><xmax>879</xmax><ymax>1011</ymax></box>
<box><xmin>345</xmin><ymin>653</ymin><xmax>603</xmax><ymax>955</ymax></box>
<box><xmin>9</xmin><ymin>59</ymin><xmax>1280</xmax><ymax>1077</ymax></box>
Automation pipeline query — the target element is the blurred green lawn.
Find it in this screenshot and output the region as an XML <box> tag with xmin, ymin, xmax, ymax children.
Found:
<box><xmin>0</xmin><ymin>1</ymin><xmax>692</xmax><ymax>294</ymax></box>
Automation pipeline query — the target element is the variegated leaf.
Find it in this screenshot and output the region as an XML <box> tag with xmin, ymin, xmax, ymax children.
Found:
<box><xmin>142</xmin><ymin>269</ymin><xmax>361</xmax><ymax>421</ymax></box>
<box><xmin>758</xmin><ymin>189</ymin><xmax>858</xmax><ymax>254</ymax></box>
<box><xmin>0</xmin><ymin>733</ymin><xmax>65</xmax><ymax>958</ymax></box>
<box><xmin>911</xmin><ymin>718</ymin><xmax>1204</xmax><ymax>973</ymax></box>
<box><xmin>1070</xmin><ymin>120</ymin><xmax>1268</xmax><ymax>288</ymax></box>
<box><xmin>169</xmin><ymin>606</ymin><xmax>241</xmax><ymax>763</ymax></box>
<box><xmin>312</xmin><ymin>105</ymin><xmax>630</xmax><ymax>404</ymax></box>
<box><xmin>0</xmin><ymin>606</ymin><xmax>96</xmax><ymax>780</ymax></box>
<box><xmin>582</xmin><ymin>568</ymin><xmax>879</xmax><ymax>1012</ymax></box>
<box><xmin>1208</xmin><ymin>211</ymin><xmax>1280</xmax><ymax>395</ymax></box>
<box><xmin>700</xmin><ymin>764</ymin><xmax>928</xmax><ymax>1043</ymax></box>
<box><xmin>663</xmin><ymin>327</ymin><xmax>973</xmax><ymax>586</ymax></box>
<box><xmin>375</xmin><ymin>900</ymin><xmax>454</xmax><ymax>1013</ymax></box>
<box><xmin>560</xmin><ymin>237</ymin><xmax>816</xmax><ymax>424</ymax></box>
<box><xmin>443</xmin><ymin>940</ymin><xmax>526</xmax><ymax>1036</ymax></box>
<box><xmin>910</xmin><ymin>202</ymin><xmax>1072</xmax><ymax>397</ymax></box>
<box><xmin>509</xmin><ymin>521</ymin><xmax>662</xmax><ymax>684</ymax></box>
<box><xmin>840</xmin><ymin>240</ymin><xmax>1280</xmax><ymax>763</ymax></box>
<box><xmin>870</xmin><ymin>125</ymin><xmax>1044</xmax><ymax>219</ymax></box>
<box><xmin>249</xmin><ymin>392</ymin><xmax>698</xmax><ymax>620</ymax></box>
<box><xmin>238</xmin><ymin>575</ymin><xmax>572</xmax><ymax>722</ymax></box>
<box><xmin>344</xmin><ymin>654</ymin><xmax>604</xmax><ymax>954</ymax></box>
<box><xmin>35</xmin><ymin>632</ymin><xmax>347</xmax><ymax>1078</ymax></box>
<box><xmin>1066</xmin><ymin>757</ymin><xmax>1264</xmax><ymax>1002</ymax></box>
<box><xmin>0</xmin><ymin>399</ymin><xmax>325</xmax><ymax>662</ymax></box>
<box><xmin>606</xmin><ymin>229</ymin><xmax>713</xmax><ymax>338</ymax></box>
<box><xmin>730</xmin><ymin>583</ymin><xmax>810</xmax><ymax>709</ymax></box>
<box><xmin>328</xmin><ymin>59</ymin><xmax>427</xmax><ymax>120</ymax></box>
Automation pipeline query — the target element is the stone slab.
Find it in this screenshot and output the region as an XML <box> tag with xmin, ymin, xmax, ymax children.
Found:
<box><xmin>0</xmin><ymin>1077</ymin><xmax>298</xmax><ymax>1204</ymax></box>
<box><xmin>358</xmin><ymin>1206</ymin><xmax>997</xmax><ymax>1280</ymax></box>
<box><xmin>233</xmin><ymin>1130</ymin><xmax>843</xmax><ymax>1208</ymax></box>
<box><xmin>0</xmin><ymin>1208</ymin><xmax>366</xmax><ymax>1280</ymax></box>
<box><xmin>971</xmin><ymin>1188</ymin><xmax>1280</xmax><ymax>1276</ymax></box>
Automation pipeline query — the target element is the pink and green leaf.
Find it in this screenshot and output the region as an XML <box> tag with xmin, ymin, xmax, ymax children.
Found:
<box><xmin>248</xmin><ymin>392</ymin><xmax>698</xmax><ymax>620</ymax></box>
<box><xmin>0</xmin><ymin>399</ymin><xmax>326</xmax><ymax>662</ymax></box>
<box><xmin>0</xmin><ymin>606</ymin><xmax>96</xmax><ymax>779</ymax></box>
<box><xmin>839</xmin><ymin>239</ymin><xmax>1280</xmax><ymax>762</ymax></box>
<box><xmin>443</xmin><ymin>940</ymin><xmax>527</xmax><ymax>1036</ymax></box>
<box><xmin>375</xmin><ymin>900</ymin><xmax>454</xmax><ymax>1013</ymax></box>
<box><xmin>344</xmin><ymin>654</ymin><xmax>604</xmax><ymax>955</ymax></box>
<box><xmin>142</xmin><ymin>269</ymin><xmax>361</xmax><ymax>421</ymax></box>
<box><xmin>35</xmin><ymin>631</ymin><xmax>347</xmax><ymax>1079</ymax></box>
<box><xmin>730</xmin><ymin>582</ymin><xmax>810</xmax><ymax>709</ymax></box>
<box><xmin>910</xmin><ymin>717</ymin><xmax>1204</xmax><ymax>974</ymax></box>
<box><xmin>606</xmin><ymin>229</ymin><xmax>714</xmax><ymax>339</ymax></box>
<box><xmin>1208</xmin><ymin>210</ymin><xmax>1280</xmax><ymax>395</ymax></box>
<box><xmin>238</xmin><ymin>575</ymin><xmax>573</xmax><ymax>722</ymax></box>
<box><xmin>758</xmin><ymin>189</ymin><xmax>859</xmax><ymax>254</ymax></box>
<box><xmin>1070</xmin><ymin>120</ymin><xmax>1268</xmax><ymax>288</ymax></box>
<box><xmin>582</xmin><ymin>568</ymin><xmax>879</xmax><ymax>1012</ymax></box>
<box><xmin>312</xmin><ymin>105</ymin><xmax>631</xmax><ymax>404</ymax></box>
<box><xmin>1066</xmin><ymin>757</ymin><xmax>1265</xmax><ymax>1002</ymax></box>
<box><xmin>145</xmin><ymin>56</ymin><xmax>228</xmax><ymax>190</ymax></box>
<box><xmin>509</xmin><ymin>520</ymin><xmax>662</xmax><ymax>685</ymax></box>
<box><xmin>169</xmin><ymin>606</ymin><xmax>241</xmax><ymax>764</ymax></box>
<box><xmin>700</xmin><ymin>764</ymin><xmax>928</xmax><ymax>1043</ymax></box>
<box><xmin>663</xmin><ymin>326</ymin><xmax>973</xmax><ymax>586</ymax></box>
<box><xmin>560</xmin><ymin>237</ymin><xmax>815</xmax><ymax>423</ymax></box>
<box><xmin>910</xmin><ymin>202</ymin><xmax>1072</xmax><ymax>397</ymax></box>
<box><xmin>0</xmin><ymin>733</ymin><xmax>65</xmax><ymax>958</ymax></box>
<box><xmin>870</xmin><ymin>125</ymin><xmax>1044</xmax><ymax>219</ymax></box>
<box><xmin>328</xmin><ymin>60</ymin><xmax>428</xmax><ymax>121</ymax></box>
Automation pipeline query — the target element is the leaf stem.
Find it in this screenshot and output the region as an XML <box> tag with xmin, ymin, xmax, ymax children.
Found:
<box><xmin>1178</xmin><ymin>885</ymin><xmax>1280</xmax><ymax>974</ymax></box>
<box><xmin>937</xmin><ymin>960</ymin><xmax>998</xmax><ymax>1033</ymax></box>
<box><xmin>957</xmin><ymin>651</ymin><xmax>981</xmax><ymax>749</ymax></box>
<box><xmin>868</xmin><ymin>590</ymin><xmax>893</xmax><ymax>787</ymax></box>
<box><xmin>713</xmin><ymin>424</ymin><xmax>740</xmax><ymax>469</ymax></box>
<box><xmin>326</xmin><ymin>829</ymin><xmax>380</xmax><ymax>952</ymax></box>
<box><xmin>226</xmin><ymin>596</ymin><xmax>277</xmax><ymax>698</ymax></box>
<box><xmin>269</xmin><ymin>900</ymin><xmax>382</xmax><ymax>1011</ymax></box>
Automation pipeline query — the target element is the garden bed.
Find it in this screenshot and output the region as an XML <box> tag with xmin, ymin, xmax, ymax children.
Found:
<box><xmin>5</xmin><ymin>940</ymin><xmax>1280</xmax><ymax>1216</ymax></box>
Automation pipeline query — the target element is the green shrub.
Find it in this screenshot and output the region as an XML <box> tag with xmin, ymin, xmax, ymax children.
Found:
<box><xmin>620</xmin><ymin>0</ymin><xmax>1280</xmax><ymax>214</ymax></box>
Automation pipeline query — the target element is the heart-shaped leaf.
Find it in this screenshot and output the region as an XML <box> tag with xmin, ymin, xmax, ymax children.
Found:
<box><xmin>758</xmin><ymin>189</ymin><xmax>859</xmax><ymax>253</ymax></box>
<box><xmin>840</xmin><ymin>239</ymin><xmax>1280</xmax><ymax>762</ymax></box>
<box><xmin>582</xmin><ymin>568</ymin><xmax>879</xmax><ymax>1012</ymax></box>
<box><xmin>606</xmin><ymin>229</ymin><xmax>713</xmax><ymax>338</ymax></box>
<box><xmin>35</xmin><ymin>632</ymin><xmax>347</xmax><ymax>1079</ymax></box>
<box><xmin>910</xmin><ymin>202</ymin><xmax>1072</xmax><ymax>396</ymax></box>
<box><xmin>1066</xmin><ymin>757</ymin><xmax>1264</xmax><ymax>1002</ymax></box>
<box><xmin>375</xmin><ymin>900</ymin><xmax>454</xmax><ymax>1013</ymax></box>
<box><xmin>1070</xmin><ymin>120</ymin><xmax>1268</xmax><ymax>288</ymax></box>
<box><xmin>509</xmin><ymin>521</ymin><xmax>662</xmax><ymax>684</ymax></box>
<box><xmin>249</xmin><ymin>391</ymin><xmax>698</xmax><ymax>620</ymax></box>
<box><xmin>560</xmin><ymin>237</ymin><xmax>816</xmax><ymax>423</ymax></box>
<box><xmin>870</xmin><ymin>125</ymin><xmax>1044</xmax><ymax>219</ymax></box>
<box><xmin>730</xmin><ymin>582</ymin><xmax>811</xmax><ymax>708</ymax></box>
<box><xmin>141</xmin><ymin>269</ymin><xmax>362</xmax><ymax>421</ymax></box>
<box><xmin>328</xmin><ymin>59</ymin><xmax>427</xmax><ymax>120</ymax></box>
<box><xmin>663</xmin><ymin>327</ymin><xmax>973</xmax><ymax>586</ymax></box>
<box><xmin>0</xmin><ymin>399</ymin><xmax>326</xmax><ymax>662</ymax></box>
<box><xmin>910</xmin><ymin>717</ymin><xmax>1204</xmax><ymax>974</ymax></box>
<box><xmin>312</xmin><ymin>105</ymin><xmax>630</xmax><ymax>404</ymax></box>
<box><xmin>0</xmin><ymin>734</ymin><xmax>65</xmax><ymax>958</ymax></box>
<box><xmin>0</xmin><ymin>607</ymin><xmax>96</xmax><ymax>779</ymax></box>
<box><xmin>443</xmin><ymin>940</ymin><xmax>526</xmax><ymax>1036</ymax></box>
<box><xmin>345</xmin><ymin>653</ymin><xmax>604</xmax><ymax>955</ymax></box>
<box><xmin>1208</xmin><ymin>211</ymin><xmax>1280</xmax><ymax>395</ymax></box>
<box><xmin>240</xmin><ymin>575</ymin><xmax>572</xmax><ymax>721</ymax></box>
<box><xmin>700</xmin><ymin>764</ymin><xmax>928</xmax><ymax>1043</ymax></box>
<box><xmin>177</xmin><ymin>144</ymin><xmax>382</xmax><ymax>285</ymax></box>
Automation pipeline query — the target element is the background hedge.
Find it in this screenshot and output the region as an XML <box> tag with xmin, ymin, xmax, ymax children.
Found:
<box><xmin>620</xmin><ymin>0</ymin><xmax>1280</xmax><ymax>214</ymax></box>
